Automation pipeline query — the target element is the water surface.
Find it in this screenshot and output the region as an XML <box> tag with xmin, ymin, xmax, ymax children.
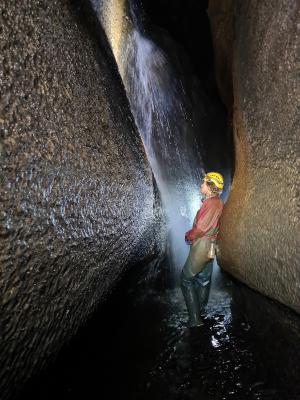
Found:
<box><xmin>19</xmin><ymin>259</ymin><xmax>300</xmax><ymax>400</ymax></box>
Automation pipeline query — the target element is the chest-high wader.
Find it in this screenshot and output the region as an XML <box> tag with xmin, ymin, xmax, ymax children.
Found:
<box><xmin>181</xmin><ymin>227</ymin><xmax>218</xmax><ymax>327</ymax></box>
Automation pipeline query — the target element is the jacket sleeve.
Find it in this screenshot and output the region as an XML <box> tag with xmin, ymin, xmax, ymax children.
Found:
<box><xmin>185</xmin><ymin>201</ymin><xmax>221</xmax><ymax>241</ymax></box>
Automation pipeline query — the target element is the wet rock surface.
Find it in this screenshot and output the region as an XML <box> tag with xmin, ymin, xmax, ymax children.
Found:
<box><xmin>18</xmin><ymin>261</ymin><xmax>300</xmax><ymax>400</ymax></box>
<box><xmin>208</xmin><ymin>0</ymin><xmax>300</xmax><ymax>312</ymax></box>
<box><xmin>0</xmin><ymin>1</ymin><xmax>161</xmax><ymax>397</ymax></box>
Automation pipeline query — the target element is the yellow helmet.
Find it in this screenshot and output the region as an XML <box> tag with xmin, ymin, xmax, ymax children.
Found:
<box><xmin>204</xmin><ymin>172</ymin><xmax>224</xmax><ymax>189</ymax></box>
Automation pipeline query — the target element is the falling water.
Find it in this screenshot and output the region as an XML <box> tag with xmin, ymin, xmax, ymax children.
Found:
<box><xmin>119</xmin><ymin>1</ymin><xmax>211</xmax><ymax>277</ymax></box>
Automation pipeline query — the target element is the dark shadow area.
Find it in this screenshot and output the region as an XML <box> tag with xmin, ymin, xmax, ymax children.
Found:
<box><xmin>139</xmin><ymin>0</ymin><xmax>213</xmax><ymax>88</ymax></box>
<box><xmin>230</xmin><ymin>278</ymin><xmax>300</xmax><ymax>393</ymax></box>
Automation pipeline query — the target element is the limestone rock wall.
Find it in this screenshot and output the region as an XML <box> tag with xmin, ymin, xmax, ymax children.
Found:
<box><xmin>0</xmin><ymin>0</ymin><xmax>161</xmax><ymax>397</ymax></box>
<box><xmin>208</xmin><ymin>0</ymin><xmax>300</xmax><ymax>313</ymax></box>
<box><xmin>91</xmin><ymin>0</ymin><xmax>130</xmax><ymax>79</ymax></box>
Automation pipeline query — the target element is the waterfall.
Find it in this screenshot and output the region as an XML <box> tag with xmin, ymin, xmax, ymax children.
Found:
<box><xmin>121</xmin><ymin>4</ymin><xmax>209</xmax><ymax>278</ymax></box>
<box><xmin>93</xmin><ymin>0</ymin><xmax>211</xmax><ymax>279</ymax></box>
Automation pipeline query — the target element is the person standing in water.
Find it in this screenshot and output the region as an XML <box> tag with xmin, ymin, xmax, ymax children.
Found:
<box><xmin>181</xmin><ymin>172</ymin><xmax>224</xmax><ymax>327</ymax></box>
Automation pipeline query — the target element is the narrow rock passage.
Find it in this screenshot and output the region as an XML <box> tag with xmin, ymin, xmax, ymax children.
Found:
<box><xmin>19</xmin><ymin>261</ymin><xmax>300</xmax><ymax>400</ymax></box>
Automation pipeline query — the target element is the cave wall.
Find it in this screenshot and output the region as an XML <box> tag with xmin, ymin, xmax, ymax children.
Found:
<box><xmin>91</xmin><ymin>0</ymin><xmax>130</xmax><ymax>79</ymax></box>
<box><xmin>208</xmin><ymin>0</ymin><xmax>300</xmax><ymax>313</ymax></box>
<box><xmin>0</xmin><ymin>0</ymin><xmax>161</xmax><ymax>397</ymax></box>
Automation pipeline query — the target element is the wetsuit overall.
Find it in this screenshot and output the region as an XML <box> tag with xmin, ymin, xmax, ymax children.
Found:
<box><xmin>181</xmin><ymin>195</ymin><xmax>223</xmax><ymax>326</ymax></box>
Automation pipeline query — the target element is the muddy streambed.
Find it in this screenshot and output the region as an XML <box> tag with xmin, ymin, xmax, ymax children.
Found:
<box><xmin>19</xmin><ymin>260</ymin><xmax>300</xmax><ymax>400</ymax></box>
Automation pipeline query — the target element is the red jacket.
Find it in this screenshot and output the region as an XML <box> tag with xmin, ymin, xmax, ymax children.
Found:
<box><xmin>185</xmin><ymin>196</ymin><xmax>223</xmax><ymax>242</ymax></box>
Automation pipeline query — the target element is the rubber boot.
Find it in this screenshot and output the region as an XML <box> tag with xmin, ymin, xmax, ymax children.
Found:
<box><xmin>181</xmin><ymin>273</ymin><xmax>204</xmax><ymax>327</ymax></box>
<box><xmin>195</xmin><ymin>280</ymin><xmax>211</xmax><ymax>310</ymax></box>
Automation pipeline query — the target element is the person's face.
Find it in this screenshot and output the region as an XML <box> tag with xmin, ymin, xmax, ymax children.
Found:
<box><xmin>200</xmin><ymin>180</ymin><xmax>212</xmax><ymax>196</ymax></box>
